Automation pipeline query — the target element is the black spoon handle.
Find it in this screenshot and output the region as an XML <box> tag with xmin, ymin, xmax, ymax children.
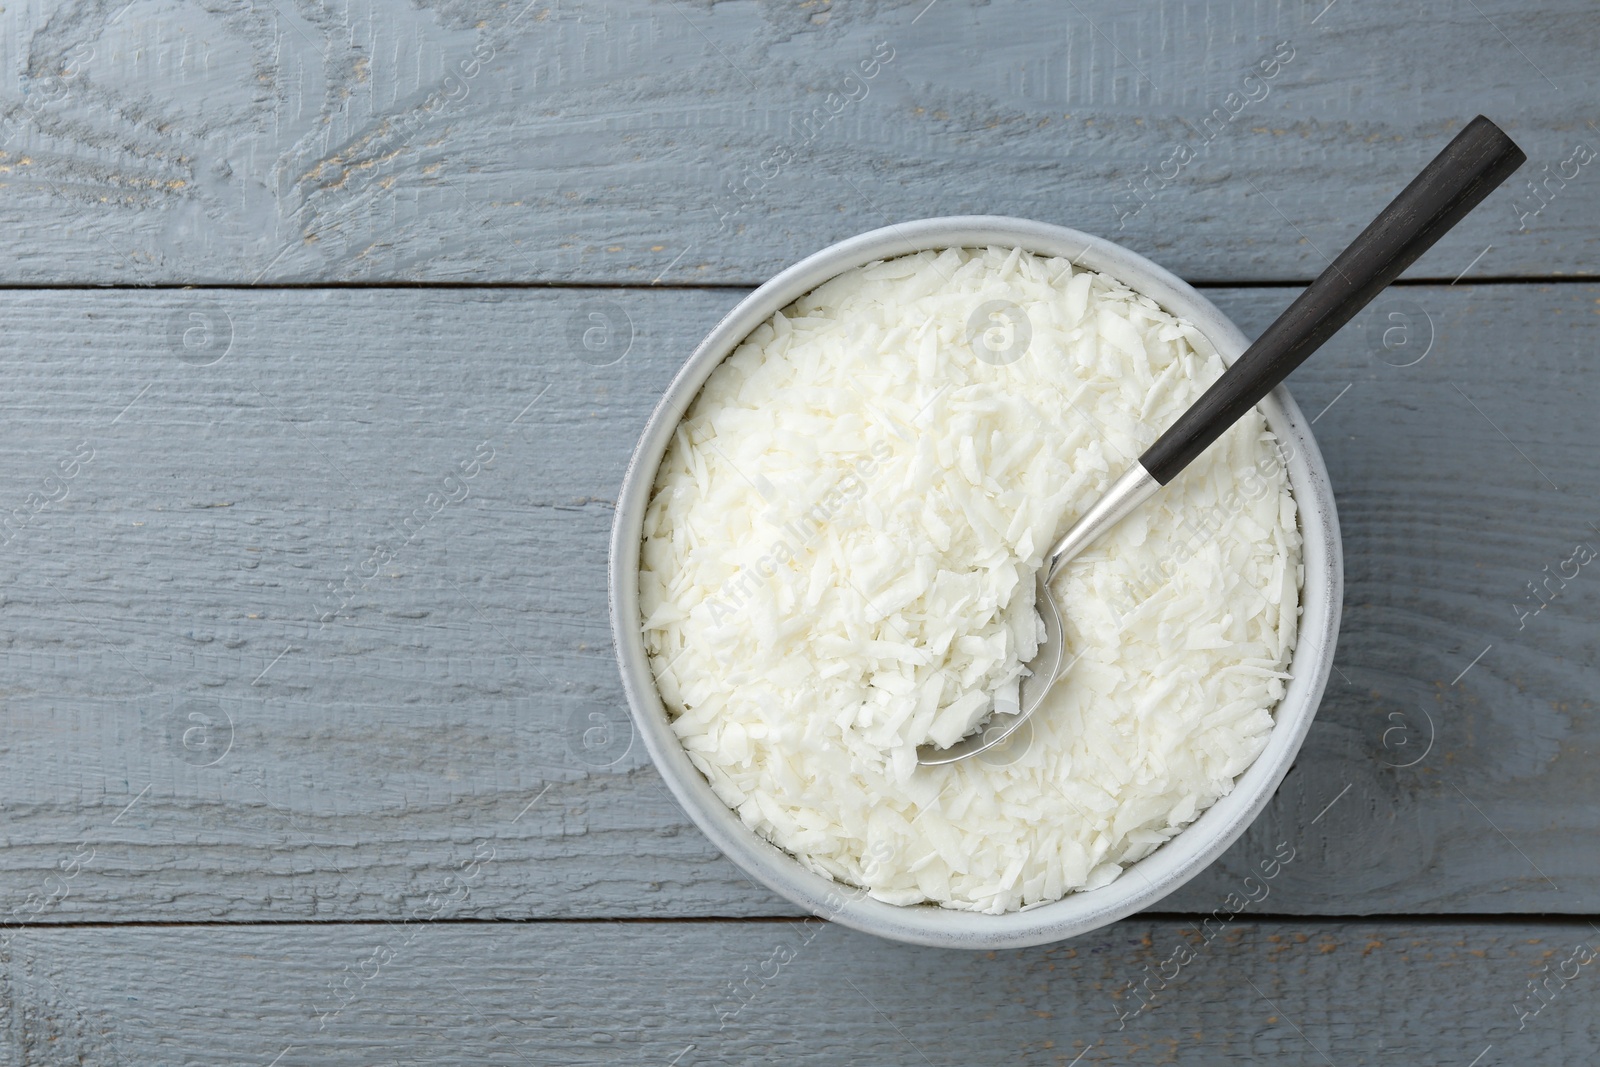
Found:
<box><xmin>1138</xmin><ymin>115</ymin><xmax>1526</xmax><ymax>485</ymax></box>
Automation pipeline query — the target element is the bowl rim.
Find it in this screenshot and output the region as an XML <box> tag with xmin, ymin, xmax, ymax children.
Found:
<box><xmin>608</xmin><ymin>216</ymin><xmax>1342</xmax><ymax>949</ymax></box>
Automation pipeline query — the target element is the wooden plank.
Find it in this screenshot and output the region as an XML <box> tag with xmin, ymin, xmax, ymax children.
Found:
<box><xmin>0</xmin><ymin>0</ymin><xmax>1595</xmax><ymax>284</ymax></box>
<box><xmin>2</xmin><ymin>918</ymin><xmax>1597</xmax><ymax>1064</ymax></box>
<box><xmin>0</xmin><ymin>283</ymin><xmax>1595</xmax><ymax>923</ymax></box>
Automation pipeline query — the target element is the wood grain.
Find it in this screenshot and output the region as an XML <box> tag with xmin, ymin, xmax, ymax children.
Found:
<box><xmin>0</xmin><ymin>2</ymin><xmax>1592</xmax><ymax>1057</ymax></box>
<box><xmin>3</xmin><ymin>918</ymin><xmax>1597</xmax><ymax>1064</ymax></box>
<box><xmin>0</xmin><ymin>0</ymin><xmax>1594</xmax><ymax>284</ymax></box>
<box><xmin>0</xmin><ymin>282</ymin><xmax>1593</xmax><ymax>923</ymax></box>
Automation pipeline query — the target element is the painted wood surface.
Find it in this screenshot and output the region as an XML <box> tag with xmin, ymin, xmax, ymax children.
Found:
<box><xmin>1</xmin><ymin>0</ymin><xmax>1597</xmax><ymax>1058</ymax></box>
<box><xmin>0</xmin><ymin>283</ymin><xmax>1593</xmax><ymax>924</ymax></box>
<box><xmin>0</xmin><ymin>0</ymin><xmax>1595</xmax><ymax>285</ymax></box>
<box><xmin>2</xmin><ymin>918</ymin><xmax>1597</xmax><ymax>1065</ymax></box>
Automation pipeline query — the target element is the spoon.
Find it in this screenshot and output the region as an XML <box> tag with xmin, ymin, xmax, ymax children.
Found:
<box><xmin>918</xmin><ymin>115</ymin><xmax>1526</xmax><ymax>766</ymax></box>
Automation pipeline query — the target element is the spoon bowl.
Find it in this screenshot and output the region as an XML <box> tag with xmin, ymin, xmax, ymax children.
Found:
<box><xmin>916</xmin><ymin>571</ymin><xmax>1064</xmax><ymax>766</ymax></box>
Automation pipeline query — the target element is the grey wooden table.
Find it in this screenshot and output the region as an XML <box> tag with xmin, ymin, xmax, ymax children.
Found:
<box><xmin>0</xmin><ymin>0</ymin><xmax>1596</xmax><ymax>1063</ymax></box>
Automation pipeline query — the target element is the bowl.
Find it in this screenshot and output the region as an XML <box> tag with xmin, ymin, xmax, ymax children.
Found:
<box><xmin>609</xmin><ymin>216</ymin><xmax>1342</xmax><ymax>949</ymax></box>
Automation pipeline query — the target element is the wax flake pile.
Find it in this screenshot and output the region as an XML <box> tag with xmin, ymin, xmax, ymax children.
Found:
<box><xmin>641</xmin><ymin>246</ymin><xmax>1302</xmax><ymax>914</ymax></box>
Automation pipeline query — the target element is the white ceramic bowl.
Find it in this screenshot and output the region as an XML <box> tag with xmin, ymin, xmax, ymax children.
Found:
<box><xmin>609</xmin><ymin>217</ymin><xmax>1342</xmax><ymax>949</ymax></box>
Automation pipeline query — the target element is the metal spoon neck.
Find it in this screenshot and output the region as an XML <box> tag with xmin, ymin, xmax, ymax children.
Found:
<box><xmin>1045</xmin><ymin>463</ymin><xmax>1161</xmax><ymax>582</ymax></box>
